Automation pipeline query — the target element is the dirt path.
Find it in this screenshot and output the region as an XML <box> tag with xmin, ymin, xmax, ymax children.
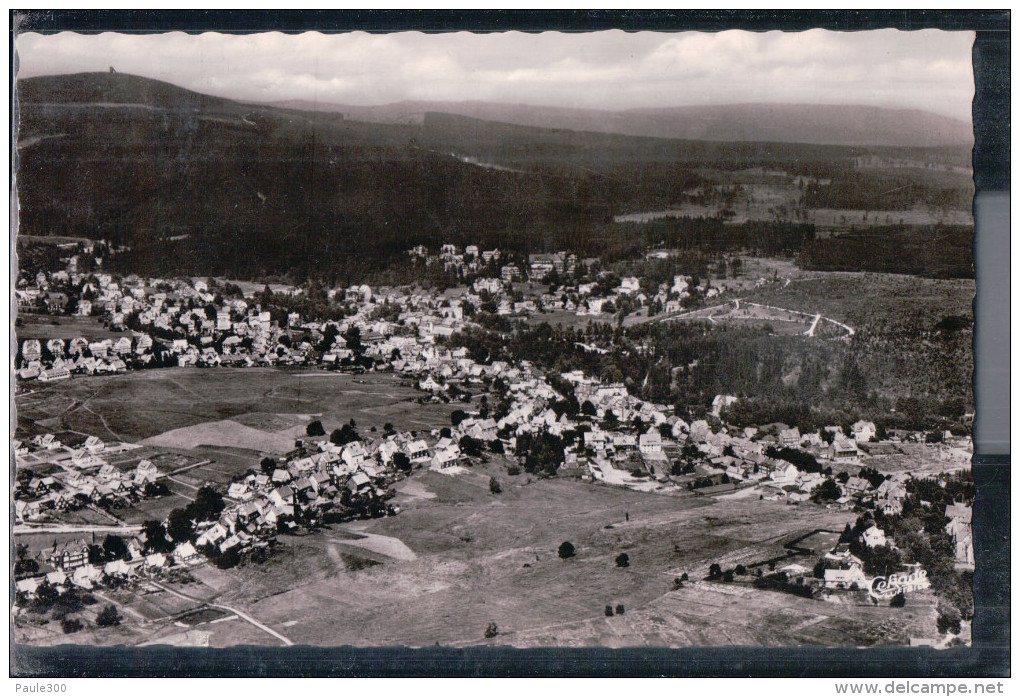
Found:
<box><xmin>92</xmin><ymin>589</ymin><xmax>148</xmax><ymax>622</ymax></box>
<box><xmin>150</xmin><ymin>580</ymin><xmax>293</xmax><ymax>646</ymax></box>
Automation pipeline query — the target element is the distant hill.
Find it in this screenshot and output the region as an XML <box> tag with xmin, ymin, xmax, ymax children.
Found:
<box><xmin>19</xmin><ymin>71</ymin><xmax>235</xmax><ymax>111</ymax></box>
<box><xmin>266</xmin><ymin>99</ymin><xmax>973</xmax><ymax>148</ymax></box>
<box><xmin>15</xmin><ymin>72</ymin><xmax>973</xmax><ymax>282</ymax></box>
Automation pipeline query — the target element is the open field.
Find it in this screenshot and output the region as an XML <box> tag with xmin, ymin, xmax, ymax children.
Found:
<box><xmin>123</xmin><ymin>461</ymin><xmax>933</xmax><ymax>648</ymax></box>
<box><xmin>14</xmin><ymin>461</ymin><xmax>944</xmax><ymax>648</ymax></box>
<box><xmin>614</xmin><ymin>204</ymin><xmax>971</xmax><ymax>231</ymax></box>
<box><xmin>16</xmin><ymin>367</ymin><xmax>459</xmax><ymax>445</ymax></box>
<box><xmin>741</xmin><ymin>272</ymin><xmax>974</xmax><ymax>331</ymax></box>
<box><xmin>16</xmin><ymin>314</ymin><xmax>133</xmax><ymax>341</ymax></box>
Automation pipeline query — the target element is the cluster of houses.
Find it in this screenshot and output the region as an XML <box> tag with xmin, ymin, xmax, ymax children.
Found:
<box><xmin>821</xmin><ymin>498</ymin><xmax>973</xmax><ymax>591</ymax></box>
<box><xmin>15</xmin><ymin>241</ymin><xmax>737</xmax><ymax>386</ymax></box>
<box><xmin>14</xmin><ymin>533</ymin><xmax>201</xmax><ymax>601</ymax></box>
<box><xmin>14</xmin><ymin>435</ymin><xmax>165</xmax><ymax>523</ymax></box>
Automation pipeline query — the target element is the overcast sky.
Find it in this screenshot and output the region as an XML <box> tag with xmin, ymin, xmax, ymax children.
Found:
<box><xmin>15</xmin><ymin>29</ymin><xmax>975</xmax><ymax>121</ymax></box>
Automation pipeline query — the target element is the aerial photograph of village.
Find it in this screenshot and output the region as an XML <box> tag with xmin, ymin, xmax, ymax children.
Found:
<box><xmin>12</xmin><ymin>27</ymin><xmax>977</xmax><ymax>652</ymax></box>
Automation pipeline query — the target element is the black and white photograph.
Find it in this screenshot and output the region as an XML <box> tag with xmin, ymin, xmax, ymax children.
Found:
<box><xmin>10</xmin><ymin>12</ymin><xmax>1004</xmax><ymax>676</ymax></box>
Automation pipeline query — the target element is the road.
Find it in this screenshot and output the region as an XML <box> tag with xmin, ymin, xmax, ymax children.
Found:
<box><xmin>14</xmin><ymin>523</ymin><xmax>143</xmax><ymax>535</ymax></box>
<box><xmin>150</xmin><ymin>580</ymin><xmax>293</xmax><ymax>646</ymax></box>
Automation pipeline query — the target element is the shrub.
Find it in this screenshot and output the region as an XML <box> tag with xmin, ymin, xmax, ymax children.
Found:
<box><xmin>891</xmin><ymin>592</ymin><xmax>906</xmax><ymax>608</ymax></box>
<box><xmin>489</xmin><ymin>477</ymin><xmax>502</xmax><ymax>495</ymax></box>
<box><xmin>937</xmin><ymin>607</ymin><xmax>962</xmax><ymax>635</ymax></box>
<box><xmin>558</xmin><ymin>541</ymin><xmax>576</xmax><ymax>559</ymax></box>
<box><xmin>735</xmin><ymin>564</ymin><xmax>747</xmax><ymax>575</ymax></box>
<box><xmin>61</xmin><ymin>618</ymin><xmax>83</xmax><ymax>634</ymax></box>
<box><xmin>708</xmin><ymin>563</ymin><xmax>723</xmax><ymax>580</ymax></box>
<box><xmin>615</xmin><ymin>604</ymin><xmax>625</xmax><ymax>615</ymax></box>
<box><xmin>615</xmin><ymin>553</ymin><xmax>630</xmax><ymax>568</ymax></box>
<box><xmin>605</xmin><ymin>605</ymin><xmax>614</xmax><ymax>617</ymax></box>
<box><xmin>96</xmin><ymin>605</ymin><xmax>121</xmax><ymax>627</ymax></box>
<box><xmin>484</xmin><ymin>621</ymin><xmax>499</xmax><ymax>639</ymax></box>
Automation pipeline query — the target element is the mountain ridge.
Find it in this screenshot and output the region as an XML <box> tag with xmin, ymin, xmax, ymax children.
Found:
<box><xmin>262</xmin><ymin>98</ymin><xmax>973</xmax><ymax>148</ymax></box>
<box><xmin>17</xmin><ymin>71</ymin><xmax>972</xmax><ymax>148</ymax></box>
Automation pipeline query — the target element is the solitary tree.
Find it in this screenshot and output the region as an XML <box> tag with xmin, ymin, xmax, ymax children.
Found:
<box><xmin>166</xmin><ymin>508</ymin><xmax>196</xmax><ymax>543</ymax></box>
<box><xmin>260</xmin><ymin>457</ymin><xmax>278</xmax><ymax>475</ymax></box>
<box><xmin>604</xmin><ymin>605</ymin><xmax>614</xmax><ymax>617</ymax></box>
<box><xmin>306</xmin><ymin>420</ymin><xmax>326</xmax><ymax>437</ymax></box>
<box><xmin>484</xmin><ymin>622</ymin><xmax>499</xmax><ymax>639</ymax></box>
<box><xmin>615</xmin><ymin>553</ymin><xmax>630</xmax><ymax>568</ymax></box>
<box><xmin>558</xmin><ymin>541</ymin><xmax>576</xmax><ymax>559</ymax></box>
<box><xmin>615</xmin><ymin>604</ymin><xmax>625</xmax><ymax>615</ymax></box>
<box><xmin>708</xmin><ymin>563</ymin><xmax>723</xmax><ymax>580</ymax></box>
<box><xmin>489</xmin><ymin>477</ymin><xmax>502</xmax><ymax>495</ymax></box>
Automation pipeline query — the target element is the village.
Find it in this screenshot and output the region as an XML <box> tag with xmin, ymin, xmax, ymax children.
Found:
<box><xmin>13</xmin><ymin>239</ymin><xmax>974</xmax><ymax>646</ymax></box>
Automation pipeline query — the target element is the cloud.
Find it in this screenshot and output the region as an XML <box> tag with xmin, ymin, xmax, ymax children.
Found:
<box><xmin>14</xmin><ymin>28</ymin><xmax>974</xmax><ymax>120</ymax></box>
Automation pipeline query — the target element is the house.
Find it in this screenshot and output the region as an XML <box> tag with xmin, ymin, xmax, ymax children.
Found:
<box><xmin>843</xmin><ymin>476</ymin><xmax>872</xmax><ymax>497</ymax></box>
<box><xmin>829</xmin><ymin>437</ymin><xmax>860</xmax><ymax>464</ymax></box>
<box><xmin>468</xmin><ymin>418</ymin><xmax>499</xmax><ymax>442</ymax></box>
<box><xmin>779</xmin><ymin>428</ymin><xmax>801</xmax><ymax>448</ymax></box>
<box><xmin>39</xmin><ymin>366</ymin><xmax>71</xmax><ymax>382</ymax></box>
<box><xmin>113</xmin><ymin>337</ymin><xmax>133</xmax><ymax>355</ymax></box>
<box><xmin>46</xmin><ymin>569</ymin><xmax>68</xmax><ymax>587</ymax></box>
<box><xmin>405</xmin><ymin>439</ymin><xmax>430</xmax><ymax>464</ymax></box>
<box><xmin>173</xmin><ymin>542</ymin><xmax>200</xmax><ymax>565</ymax></box>
<box><xmin>824</xmin><ymin>567</ymin><xmax>868</xmax><ymax>590</ymax></box>
<box><xmin>862</xmin><ymin>525</ymin><xmax>888</xmax><ymax>547</ymax></box>
<box><xmin>711</xmin><ymin>394</ymin><xmax>738</xmax><ymax>417</ymax></box>
<box><xmin>145</xmin><ymin>553</ymin><xmax>168</xmax><ymax>569</ymax></box>
<box><xmin>16</xmin><ymin>577</ymin><xmax>42</xmax><ymax>597</ymax></box>
<box><xmin>50</xmin><ymin>539</ymin><xmax>90</xmax><ymax>571</ymax></box>
<box><xmin>638</xmin><ymin>429</ymin><xmax>663</xmax><ymax>456</ymax></box>
<box><xmin>945</xmin><ymin>517</ymin><xmax>975</xmax><ymax>570</ymax></box>
<box><xmin>21</xmin><ymin>339</ymin><xmax>42</xmax><ymax>362</ymax></box>
<box><xmin>347</xmin><ymin>472</ymin><xmax>374</xmax><ymax>495</ymax></box>
<box><xmin>227</xmin><ymin>481</ymin><xmax>252</xmax><ymax>501</ymax></box>
<box><xmin>852</xmin><ymin>421</ymin><xmax>877</xmax><ymax>442</ymax></box>
<box><xmin>32</xmin><ymin>433</ymin><xmax>60</xmax><ymax>450</ymax></box>
<box><xmin>103</xmin><ymin>560</ymin><xmax>133</xmax><ymax>578</ymax></box>
<box><xmin>771</xmin><ymin>462</ymin><xmax>799</xmax><ymax>486</ymax></box>
<box><xmin>431</xmin><ymin>448</ymin><xmax>461</xmax><ymax>471</ymax></box>
<box><xmin>134</xmin><ymin>459</ymin><xmax>160</xmax><ymax>486</ymax></box>
<box><xmin>83</xmin><ymin>435</ymin><xmax>105</xmax><ymax>453</ymax></box>
<box><xmin>71</xmin><ymin>565</ymin><xmax>104</xmax><ymax>589</ymax></box>
<box><xmin>269</xmin><ymin>486</ymin><xmax>295</xmax><ymax>508</ymax></box>
<box><xmin>196</xmin><ymin>523</ymin><xmax>229</xmax><ymax>549</ymax></box>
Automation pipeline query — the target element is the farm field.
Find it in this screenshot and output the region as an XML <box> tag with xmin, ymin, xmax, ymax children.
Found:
<box><xmin>16</xmin><ymin>367</ymin><xmax>460</xmax><ymax>449</ymax></box>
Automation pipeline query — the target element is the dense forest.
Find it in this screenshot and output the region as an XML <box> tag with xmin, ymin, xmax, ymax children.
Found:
<box><xmin>799</xmin><ymin>225</ymin><xmax>974</xmax><ymax>278</ymax></box>
<box><xmin>444</xmin><ymin>314</ymin><xmax>970</xmax><ymax>433</ymax></box>
<box><xmin>17</xmin><ymin>73</ymin><xmax>974</xmax><ymax>284</ymax></box>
